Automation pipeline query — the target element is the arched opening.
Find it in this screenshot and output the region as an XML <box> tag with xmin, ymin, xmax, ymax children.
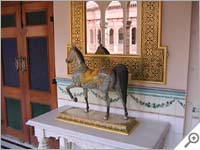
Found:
<box><xmin>97</xmin><ymin>29</ymin><xmax>101</xmax><ymax>44</ymax></box>
<box><xmin>90</xmin><ymin>29</ymin><xmax>94</xmax><ymax>44</ymax></box>
<box><xmin>131</xmin><ymin>27</ymin><xmax>136</xmax><ymax>44</ymax></box>
<box><xmin>109</xmin><ymin>29</ymin><xmax>114</xmax><ymax>44</ymax></box>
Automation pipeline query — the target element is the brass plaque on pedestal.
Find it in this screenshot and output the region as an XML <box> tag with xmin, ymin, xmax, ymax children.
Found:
<box><xmin>56</xmin><ymin>107</ymin><xmax>138</xmax><ymax>135</ymax></box>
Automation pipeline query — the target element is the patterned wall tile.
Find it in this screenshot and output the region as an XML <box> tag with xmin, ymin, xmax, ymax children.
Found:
<box><xmin>56</xmin><ymin>77</ymin><xmax>200</xmax><ymax>118</ymax></box>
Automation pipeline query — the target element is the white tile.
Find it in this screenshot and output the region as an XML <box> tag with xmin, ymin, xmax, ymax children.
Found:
<box><xmin>175</xmin><ymin>100</ymin><xmax>185</xmax><ymax>117</ymax></box>
<box><xmin>158</xmin><ymin>98</ymin><xmax>176</xmax><ymax>116</ymax></box>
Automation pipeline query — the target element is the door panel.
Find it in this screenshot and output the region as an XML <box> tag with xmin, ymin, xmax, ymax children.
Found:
<box><xmin>26</xmin><ymin>11</ymin><xmax>47</xmax><ymax>25</ymax></box>
<box><xmin>27</xmin><ymin>37</ymin><xmax>49</xmax><ymax>91</ymax></box>
<box><xmin>31</xmin><ymin>102</ymin><xmax>51</xmax><ymax>118</ymax></box>
<box><xmin>1</xmin><ymin>14</ymin><xmax>16</xmax><ymax>27</ymax></box>
<box><xmin>1</xmin><ymin>1</ymin><xmax>57</xmax><ymax>145</ymax></box>
<box><xmin>1</xmin><ymin>38</ymin><xmax>19</xmax><ymax>87</ymax></box>
<box><xmin>5</xmin><ymin>97</ymin><xmax>23</xmax><ymax>130</ymax></box>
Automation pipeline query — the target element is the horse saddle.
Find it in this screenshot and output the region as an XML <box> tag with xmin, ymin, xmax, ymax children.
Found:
<box><xmin>80</xmin><ymin>68</ymin><xmax>100</xmax><ymax>83</ymax></box>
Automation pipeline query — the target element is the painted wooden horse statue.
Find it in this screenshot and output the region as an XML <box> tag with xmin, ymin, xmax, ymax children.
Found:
<box><xmin>65</xmin><ymin>45</ymin><xmax>129</xmax><ymax>120</ymax></box>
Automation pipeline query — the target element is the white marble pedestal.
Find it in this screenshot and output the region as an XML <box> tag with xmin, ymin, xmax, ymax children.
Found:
<box><xmin>26</xmin><ymin>106</ymin><xmax>170</xmax><ymax>149</ymax></box>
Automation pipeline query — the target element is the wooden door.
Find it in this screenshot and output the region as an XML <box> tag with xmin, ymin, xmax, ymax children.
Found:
<box><xmin>1</xmin><ymin>1</ymin><xmax>57</xmax><ymax>144</ymax></box>
<box><xmin>1</xmin><ymin>2</ymin><xmax>28</xmax><ymax>141</ymax></box>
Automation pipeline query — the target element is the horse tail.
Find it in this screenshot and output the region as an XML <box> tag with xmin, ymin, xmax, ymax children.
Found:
<box><xmin>113</xmin><ymin>64</ymin><xmax>128</xmax><ymax>105</ymax></box>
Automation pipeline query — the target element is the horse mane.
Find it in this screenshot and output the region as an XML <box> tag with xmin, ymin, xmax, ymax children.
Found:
<box><xmin>73</xmin><ymin>46</ymin><xmax>85</xmax><ymax>63</ymax></box>
<box><xmin>95</xmin><ymin>44</ymin><xmax>110</xmax><ymax>55</ymax></box>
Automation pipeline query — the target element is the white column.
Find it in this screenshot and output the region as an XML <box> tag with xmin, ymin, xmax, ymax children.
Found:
<box><xmin>114</xmin><ymin>27</ymin><xmax>118</xmax><ymax>53</ymax></box>
<box><xmin>100</xmin><ymin>9</ymin><xmax>106</xmax><ymax>46</ymax></box>
<box><xmin>59</xmin><ymin>137</ymin><xmax>68</xmax><ymax>150</ymax></box>
<box><xmin>122</xmin><ymin>3</ymin><xmax>128</xmax><ymax>54</ymax></box>
<box><xmin>126</xmin><ymin>22</ymin><xmax>131</xmax><ymax>54</ymax></box>
<box><xmin>197</xmin><ymin>2</ymin><xmax>200</xmax><ymax>123</ymax></box>
<box><xmin>35</xmin><ymin>128</ymin><xmax>50</xmax><ymax>149</ymax></box>
<box><xmin>183</xmin><ymin>2</ymin><xmax>195</xmax><ymax>136</ymax></box>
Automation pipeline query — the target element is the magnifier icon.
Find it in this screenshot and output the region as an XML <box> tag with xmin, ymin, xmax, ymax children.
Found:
<box><xmin>184</xmin><ymin>132</ymin><xmax>199</xmax><ymax>148</ymax></box>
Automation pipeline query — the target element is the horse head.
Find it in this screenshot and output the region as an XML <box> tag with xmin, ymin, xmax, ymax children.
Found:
<box><xmin>66</xmin><ymin>45</ymin><xmax>77</xmax><ymax>63</ymax></box>
<box><xmin>66</xmin><ymin>45</ymin><xmax>85</xmax><ymax>65</ymax></box>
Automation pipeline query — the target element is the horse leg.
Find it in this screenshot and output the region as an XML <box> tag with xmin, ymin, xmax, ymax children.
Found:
<box><xmin>123</xmin><ymin>103</ymin><xmax>128</xmax><ymax>120</ymax></box>
<box><xmin>66</xmin><ymin>85</ymin><xmax>78</xmax><ymax>102</ymax></box>
<box><xmin>83</xmin><ymin>88</ymin><xmax>89</xmax><ymax>112</ymax></box>
<box><xmin>117</xmin><ymin>91</ymin><xmax>128</xmax><ymax>120</ymax></box>
<box><xmin>103</xmin><ymin>92</ymin><xmax>110</xmax><ymax>120</ymax></box>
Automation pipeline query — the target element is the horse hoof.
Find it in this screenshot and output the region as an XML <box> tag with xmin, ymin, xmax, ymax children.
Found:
<box><xmin>124</xmin><ymin>116</ymin><xmax>128</xmax><ymax>120</ymax></box>
<box><xmin>104</xmin><ymin>116</ymin><xmax>108</xmax><ymax>120</ymax></box>
<box><xmin>74</xmin><ymin>97</ymin><xmax>78</xmax><ymax>102</ymax></box>
<box><xmin>84</xmin><ymin>109</ymin><xmax>89</xmax><ymax>113</ymax></box>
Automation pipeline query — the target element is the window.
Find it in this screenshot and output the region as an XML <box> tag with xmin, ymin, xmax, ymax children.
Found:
<box><xmin>86</xmin><ymin>1</ymin><xmax>138</xmax><ymax>54</ymax></box>
<box><xmin>109</xmin><ymin>29</ymin><xmax>114</xmax><ymax>44</ymax></box>
<box><xmin>131</xmin><ymin>27</ymin><xmax>136</xmax><ymax>44</ymax></box>
<box><xmin>118</xmin><ymin>28</ymin><xmax>123</xmax><ymax>44</ymax></box>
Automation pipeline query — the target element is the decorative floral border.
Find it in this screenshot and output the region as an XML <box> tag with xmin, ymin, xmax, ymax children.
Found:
<box><xmin>56</xmin><ymin>78</ymin><xmax>200</xmax><ymax>116</ymax></box>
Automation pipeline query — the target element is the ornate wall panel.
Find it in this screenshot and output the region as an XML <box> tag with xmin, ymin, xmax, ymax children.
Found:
<box><xmin>68</xmin><ymin>1</ymin><xmax>167</xmax><ymax>84</ymax></box>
